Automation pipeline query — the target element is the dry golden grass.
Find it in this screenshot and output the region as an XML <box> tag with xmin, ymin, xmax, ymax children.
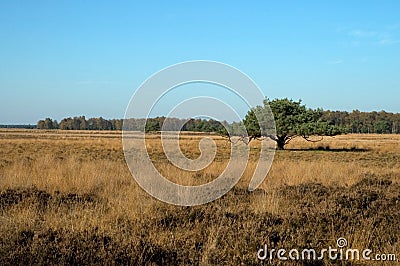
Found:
<box><xmin>0</xmin><ymin>130</ymin><xmax>399</xmax><ymax>265</ymax></box>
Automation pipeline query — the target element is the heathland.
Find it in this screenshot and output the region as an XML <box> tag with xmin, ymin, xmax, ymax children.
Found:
<box><xmin>0</xmin><ymin>129</ymin><xmax>399</xmax><ymax>265</ymax></box>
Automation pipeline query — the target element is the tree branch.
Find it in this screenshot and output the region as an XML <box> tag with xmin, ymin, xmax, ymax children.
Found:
<box><xmin>302</xmin><ymin>135</ymin><xmax>323</xmax><ymax>142</ymax></box>
<box><xmin>284</xmin><ymin>135</ymin><xmax>298</xmax><ymax>144</ymax></box>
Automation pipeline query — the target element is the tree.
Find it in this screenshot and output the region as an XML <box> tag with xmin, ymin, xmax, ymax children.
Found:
<box><xmin>37</xmin><ymin>120</ymin><xmax>45</xmax><ymax>129</ymax></box>
<box><xmin>73</xmin><ymin>116</ymin><xmax>87</xmax><ymax>130</ymax></box>
<box><xmin>374</xmin><ymin>120</ymin><xmax>391</xmax><ymax>134</ymax></box>
<box><xmin>241</xmin><ymin>98</ymin><xmax>346</xmax><ymax>150</ymax></box>
<box><xmin>37</xmin><ymin>118</ymin><xmax>58</xmax><ymax>129</ymax></box>
<box><xmin>59</xmin><ymin>117</ymin><xmax>73</xmax><ymax>130</ymax></box>
<box><xmin>145</xmin><ymin>118</ymin><xmax>160</xmax><ymax>132</ymax></box>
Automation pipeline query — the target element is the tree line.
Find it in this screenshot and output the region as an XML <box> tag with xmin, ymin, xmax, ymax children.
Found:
<box><xmin>37</xmin><ymin>116</ymin><xmax>226</xmax><ymax>133</ymax></box>
<box><xmin>36</xmin><ymin>107</ymin><xmax>400</xmax><ymax>135</ymax></box>
<box><xmin>321</xmin><ymin>110</ymin><xmax>400</xmax><ymax>134</ymax></box>
<box><xmin>0</xmin><ymin>124</ymin><xmax>36</xmax><ymax>129</ymax></box>
<box><xmin>37</xmin><ymin>116</ymin><xmax>122</xmax><ymax>130</ymax></box>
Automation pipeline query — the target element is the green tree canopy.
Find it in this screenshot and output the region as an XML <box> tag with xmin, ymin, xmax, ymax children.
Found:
<box><xmin>241</xmin><ymin>98</ymin><xmax>346</xmax><ymax>149</ymax></box>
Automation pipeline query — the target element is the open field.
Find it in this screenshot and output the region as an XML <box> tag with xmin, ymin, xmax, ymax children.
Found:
<box><xmin>0</xmin><ymin>129</ymin><xmax>399</xmax><ymax>265</ymax></box>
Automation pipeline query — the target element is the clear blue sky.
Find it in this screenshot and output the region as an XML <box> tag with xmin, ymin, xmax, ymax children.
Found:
<box><xmin>1</xmin><ymin>1</ymin><xmax>400</xmax><ymax>124</ymax></box>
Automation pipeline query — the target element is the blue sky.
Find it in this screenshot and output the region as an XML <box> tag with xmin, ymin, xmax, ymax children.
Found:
<box><xmin>1</xmin><ymin>1</ymin><xmax>400</xmax><ymax>124</ymax></box>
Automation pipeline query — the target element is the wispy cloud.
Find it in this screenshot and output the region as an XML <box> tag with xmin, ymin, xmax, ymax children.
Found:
<box><xmin>375</xmin><ymin>38</ymin><xmax>400</xmax><ymax>46</ymax></box>
<box><xmin>328</xmin><ymin>59</ymin><xmax>343</xmax><ymax>64</ymax></box>
<box><xmin>346</xmin><ymin>27</ymin><xmax>399</xmax><ymax>46</ymax></box>
<box><xmin>373</xmin><ymin>31</ymin><xmax>400</xmax><ymax>46</ymax></box>
<box><xmin>387</xmin><ymin>23</ymin><xmax>400</xmax><ymax>31</ymax></box>
<box><xmin>348</xmin><ymin>30</ymin><xmax>377</xmax><ymax>38</ymax></box>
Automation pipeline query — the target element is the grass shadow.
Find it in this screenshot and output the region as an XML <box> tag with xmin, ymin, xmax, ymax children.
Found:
<box><xmin>286</xmin><ymin>146</ymin><xmax>370</xmax><ymax>152</ymax></box>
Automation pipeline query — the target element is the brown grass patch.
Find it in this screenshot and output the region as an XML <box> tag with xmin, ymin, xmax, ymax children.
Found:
<box><xmin>0</xmin><ymin>130</ymin><xmax>399</xmax><ymax>265</ymax></box>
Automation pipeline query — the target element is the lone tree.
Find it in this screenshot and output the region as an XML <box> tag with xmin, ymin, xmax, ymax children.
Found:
<box><xmin>224</xmin><ymin>98</ymin><xmax>346</xmax><ymax>150</ymax></box>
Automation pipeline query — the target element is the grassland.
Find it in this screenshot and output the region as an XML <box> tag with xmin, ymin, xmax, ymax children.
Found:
<box><xmin>0</xmin><ymin>129</ymin><xmax>399</xmax><ymax>265</ymax></box>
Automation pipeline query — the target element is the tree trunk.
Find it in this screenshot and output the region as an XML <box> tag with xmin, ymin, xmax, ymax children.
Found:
<box><xmin>276</xmin><ymin>136</ymin><xmax>286</xmax><ymax>150</ymax></box>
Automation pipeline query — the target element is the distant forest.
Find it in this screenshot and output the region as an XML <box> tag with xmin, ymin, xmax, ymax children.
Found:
<box><xmin>36</xmin><ymin>116</ymin><xmax>226</xmax><ymax>133</ymax></box>
<box><xmin>322</xmin><ymin>110</ymin><xmax>400</xmax><ymax>134</ymax></box>
<box><xmin>35</xmin><ymin>109</ymin><xmax>400</xmax><ymax>134</ymax></box>
<box><xmin>0</xmin><ymin>124</ymin><xmax>36</xmax><ymax>129</ymax></box>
